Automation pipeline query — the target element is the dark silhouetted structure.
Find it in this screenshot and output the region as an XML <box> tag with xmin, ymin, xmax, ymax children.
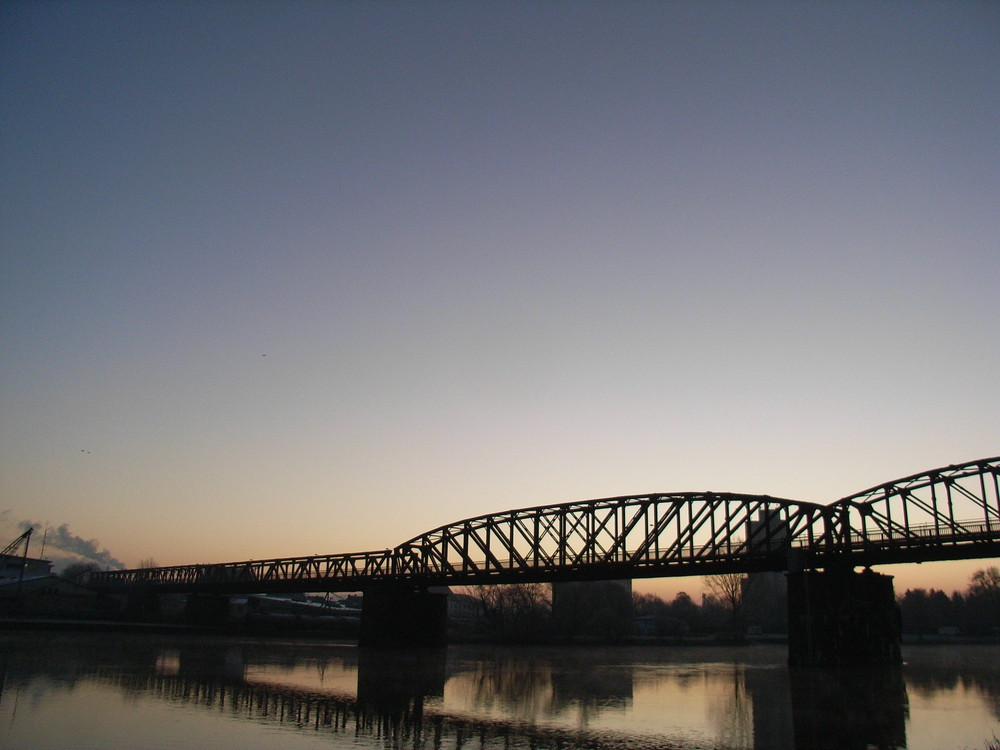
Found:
<box><xmin>89</xmin><ymin>456</ymin><xmax>998</xmax><ymax>656</ymax></box>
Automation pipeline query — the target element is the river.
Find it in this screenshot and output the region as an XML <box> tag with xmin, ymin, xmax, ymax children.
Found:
<box><xmin>1</xmin><ymin>632</ymin><xmax>997</xmax><ymax>749</ymax></box>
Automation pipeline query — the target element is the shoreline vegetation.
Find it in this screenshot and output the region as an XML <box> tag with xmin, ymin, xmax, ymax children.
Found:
<box><xmin>1</xmin><ymin>615</ymin><xmax>999</xmax><ymax>648</ymax></box>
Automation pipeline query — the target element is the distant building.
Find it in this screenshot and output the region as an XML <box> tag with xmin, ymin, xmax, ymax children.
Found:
<box><xmin>340</xmin><ymin>594</ymin><xmax>363</xmax><ymax>609</ymax></box>
<box><xmin>748</xmin><ymin>509</ymin><xmax>790</xmax><ymax>551</ymax></box>
<box><xmin>447</xmin><ymin>591</ymin><xmax>482</xmax><ymax>628</ymax></box>
<box><xmin>0</xmin><ymin>574</ymin><xmax>98</xmax><ymax>616</ymax></box>
<box><xmin>0</xmin><ymin>553</ymin><xmax>53</xmax><ymax>585</ymax></box>
<box><xmin>746</xmin><ymin>510</ymin><xmax>790</xmax><ymax>634</ymax></box>
<box><xmin>0</xmin><ymin>549</ymin><xmax>101</xmax><ymax>619</ymax></box>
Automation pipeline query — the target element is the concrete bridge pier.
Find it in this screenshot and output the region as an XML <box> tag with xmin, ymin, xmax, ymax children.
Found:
<box><xmin>124</xmin><ymin>590</ymin><xmax>161</xmax><ymax>620</ymax></box>
<box><xmin>359</xmin><ymin>584</ymin><xmax>448</xmax><ymax>647</ymax></box>
<box><xmin>184</xmin><ymin>594</ymin><xmax>231</xmax><ymax>626</ymax></box>
<box><xmin>787</xmin><ymin>568</ymin><xmax>901</xmax><ymax>667</ymax></box>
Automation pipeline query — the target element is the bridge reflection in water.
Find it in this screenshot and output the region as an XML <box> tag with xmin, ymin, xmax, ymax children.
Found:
<box><xmin>0</xmin><ymin>635</ymin><xmax>947</xmax><ymax>750</ymax></box>
<box><xmin>138</xmin><ymin>656</ymin><xmax>909</xmax><ymax>750</ymax></box>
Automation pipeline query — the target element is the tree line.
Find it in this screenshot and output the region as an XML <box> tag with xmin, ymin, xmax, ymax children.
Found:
<box><xmin>896</xmin><ymin>567</ymin><xmax>1000</xmax><ymax>637</ymax></box>
<box><xmin>460</xmin><ymin>575</ymin><xmax>785</xmax><ymax>642</ymax></box>
<box><xmin>461</xmin><ymin>566</ymin><xmax>1000</xmax><ymax>641</ymax></box>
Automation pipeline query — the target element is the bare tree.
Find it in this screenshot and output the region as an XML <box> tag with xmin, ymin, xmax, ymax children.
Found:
<box><xmin>464</xmin><ymin>583</ymin><xmax>550</xmax><ymax>640</ymax></box>
<box><xmin>703</xmin><ymin>572</ymin><xmax>755</xmax><ymax>641</ymax></box>
<box><xmin>61</xmin><ymin>561</ymin><xmax>99</xmax><ymax>582</ymax></box>
<box><xmin>968</xmin><ymin>566</ymin><xmax>1000</xmax><ymax>598</ymax></box>
<box><xmin>966</xmin><ymin>566</ymin><xmax>1000</xmax><ymax>633</ymax></box>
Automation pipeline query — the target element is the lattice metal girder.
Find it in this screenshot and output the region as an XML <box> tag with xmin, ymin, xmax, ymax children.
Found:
<box><xmin>837</xmin><ymin>457</ymin><xmax>999</xmax><ymax>509</ymax></box>
<box><xmin>400</xmin><ymin>492</ymin><xmax>821</xmax><ymax>577</ymax></box>
<box><xmin>627</xmin><ymin>498</ymin><xmax>686</xmax><ymax>562</ymax></box>
<box><xmin>532</xmin><ymin>512</ymin><xmax>562</xmax><ymax>566</ymax></box>
<box><xmin>491</xmin><ymin>516</ymin><xmax>534</xmax><ymax>571</ymax></box>
<box><xmin>577</xmin><ymin>502</ymin><xmax>623</xmax><ymax>562</ymax></box>
<box><xmin>832</xmin><ymin>457</ymin><xmax>1000</xmax><ymax>547</ymax></box>
<box><xmin>92</xmin><ymin>549</ymin><xmax>399</xmax><ymax>591</ymax></box>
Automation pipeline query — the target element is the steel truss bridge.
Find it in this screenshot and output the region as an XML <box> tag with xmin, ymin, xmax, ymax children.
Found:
<box><xmin>89</xmin><ymin>456</ymin><xmax>1000</xmax><ymax>594</ymax></box>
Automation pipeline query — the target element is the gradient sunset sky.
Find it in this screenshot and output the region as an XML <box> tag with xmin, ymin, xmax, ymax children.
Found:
<box><xmin>2</xmin><ymin>1</ymin><xmax>997</xmax><ymax>598</ymax></box>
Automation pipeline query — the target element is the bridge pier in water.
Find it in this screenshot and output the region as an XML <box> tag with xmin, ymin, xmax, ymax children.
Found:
<box><xmin>124</xmin><ymin>590</ymin><xmax>161</xmax><ymax>620</ymax></box>
<box><xmin>787</xmin><ymin>568</ymin><xmax>901</xmax><ymax>667</ymax></box>
<box><xmin>184</xmin><ymin>594</ymin><xmax>232</xmax><ymax>626</ymax></box>
<box><xmin>359</xmin><ymin>584</ymin><xmax>448</xmax><ymax>647</ymax></box>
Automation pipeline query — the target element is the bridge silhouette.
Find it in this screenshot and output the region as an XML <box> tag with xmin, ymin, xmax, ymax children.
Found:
<box><xmin>90</xmin><ymin>456</ymin><xmax>999</xmax><ymax>595</ymax></box>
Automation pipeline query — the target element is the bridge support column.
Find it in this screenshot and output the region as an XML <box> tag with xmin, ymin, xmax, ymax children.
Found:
<box><xmin>359</xmin><ymin>584</ymin><xmax>448</xmax><ymax>647</ymax></box>
<box><xmin>184</xmin><ymin>594</ymin><xmax>231</xmax><ymax>626</ymax></box>
<box><xmin>124</xmin><ymin>590</ymin><xmax>161</xmax><ymax>621</ymax></box>
<box><xmin>787</xmin><ymin>568</ymin><xmax>901</xmax><ymax>667</ymax></box>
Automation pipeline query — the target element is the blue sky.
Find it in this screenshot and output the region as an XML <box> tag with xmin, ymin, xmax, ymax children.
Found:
<box><xmin>2</xmin><ymin>1</ymin><xmax>997</xmax><ymax>596</ymax></box>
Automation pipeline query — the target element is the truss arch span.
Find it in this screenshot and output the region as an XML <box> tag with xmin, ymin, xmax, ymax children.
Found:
<box><xmin>397</xmin><ymin>492</ymin><xmax>830</xmax><ymax>585</ymax></box>
<box><xmin>827</xmin><ymin>456</ymin><xmax>1000</xmax><ymax>564</ymax></box>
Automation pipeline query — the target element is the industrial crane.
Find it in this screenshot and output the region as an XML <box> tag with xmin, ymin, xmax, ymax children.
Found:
<box><xmin>2</xmin><ymin>528</ymin><xmax>33</xmax><ymax>595</ymax></box>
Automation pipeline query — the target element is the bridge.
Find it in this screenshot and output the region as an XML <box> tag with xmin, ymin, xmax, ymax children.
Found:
<box><xmin>91</xmin><ymin>456</ymin><xmax>999</xmax><ymax>592</ymax></box>
<box><xmin>88</xmin><ymin>456</ymin><xmax>999</xmax><ymax>660</ymax></box>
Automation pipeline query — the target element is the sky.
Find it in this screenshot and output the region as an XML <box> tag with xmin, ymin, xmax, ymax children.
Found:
<box><xmin>1</xmin><ymin>1</ymin><xmax>997</xmax><ymax>600</ymax></box>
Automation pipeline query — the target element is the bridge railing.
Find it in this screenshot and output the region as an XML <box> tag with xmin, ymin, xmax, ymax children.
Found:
<box><xmin>836</xmin><ymin>518</ymin><xmax>997</xmax><ymax>549</ymax></box>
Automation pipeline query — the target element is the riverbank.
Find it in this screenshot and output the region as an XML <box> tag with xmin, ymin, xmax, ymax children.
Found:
<box><xmin>0</xmin><ymin>617</ymin><xmax>213</xmax><ymax>634</ymax></box>
<box><xmin>0</xmin><ymin>616</ymin><xmax>352</xmax><ymax>638</ymax></box>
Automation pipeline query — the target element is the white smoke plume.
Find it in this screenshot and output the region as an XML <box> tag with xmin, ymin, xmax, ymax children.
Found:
<box><xmin>18</xmin><ymin>520</ymin><xmax>125</xmax><ymax>570</ymax></box>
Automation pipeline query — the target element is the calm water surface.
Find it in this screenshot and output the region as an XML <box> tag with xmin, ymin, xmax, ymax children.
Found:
<box><xmin>1</xmin><ymin>632</ymin><xmax>997</xmax><ymax>750</ymax></box>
